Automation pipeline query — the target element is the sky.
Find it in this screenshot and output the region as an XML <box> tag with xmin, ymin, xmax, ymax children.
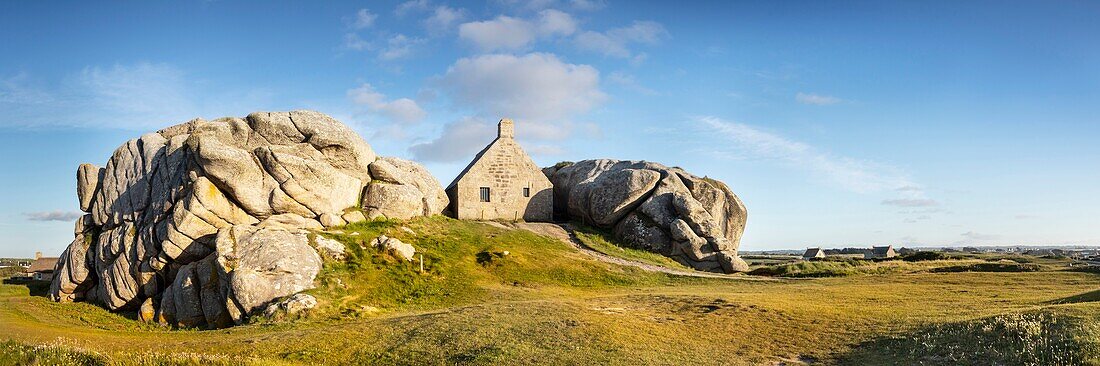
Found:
<box><xmin>1</xmin><ymin>0</ymin><xmax>1098</xmax><ymax>258</ymax></box>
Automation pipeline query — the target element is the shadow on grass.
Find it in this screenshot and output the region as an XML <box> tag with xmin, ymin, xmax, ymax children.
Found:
<box><xmin>928</xmin><ymin>262</ymin><xmax>1043</xmax><ymax>273</ymax></box>
<box><xmin>1051</xmin><ymin>289</ymin><xmax>1100</xmax><ymax>305</ymax></box>
<box><xmin>2</xmin><ymin>278</ymin><xmax>50</xmax><ymax>297</ymax></box>
<box><xmin>837</xmin><ymin>311</ymin><xmax>1099</xmax><ymax>366</ymax></box>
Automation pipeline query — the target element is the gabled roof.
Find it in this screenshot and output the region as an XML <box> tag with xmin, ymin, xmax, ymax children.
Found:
<box><xmin>871</xmin><ymin>246</ymin><xmax>894</xmax><ymax>255</ymax></box>
<box><xmin>803</xmin><ymin>248</ymin><xmax>824</xmax><ymax>257</ymax></box>
<box><xmin>446</xmin><ymin>118</ymin><xmax>545</xmax><ymax>190</ymax></box>
<box><xmin>27</xmin><ymin>257</ymin><xmax>58</xmax><ymax>273</ymax></box>
<box><xmin>446</xmin><ymin>136</ymin><xmax>500</xmax><ymax>190</ymax></box>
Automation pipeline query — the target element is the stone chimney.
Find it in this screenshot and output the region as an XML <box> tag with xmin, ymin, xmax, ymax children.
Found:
<box><xmin>35</xmin><ymin>251</ymin><xmax>42</xmax><ymax>260</ymax></box>
<box><xmin>498</xmin><ymin>118</ymin><xmax>514</xmax><ymax>139</ymax></box>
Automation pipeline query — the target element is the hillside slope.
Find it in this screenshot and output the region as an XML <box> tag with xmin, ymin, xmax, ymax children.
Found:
<box><xmin>2</xmin><ymin>217</ymin><xmax>1100</xmax><ymax>365</ymax></box>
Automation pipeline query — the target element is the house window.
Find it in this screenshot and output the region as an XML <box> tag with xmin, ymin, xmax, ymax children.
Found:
<box><xmin>523</xmin><ymin>187</ymin><xmax>530</xmax><ymax>197</ymax></box>
<box><xmin>480</xmin><ymin>187</ymin><xmax>491</xmax><ymax>202</ymax></box>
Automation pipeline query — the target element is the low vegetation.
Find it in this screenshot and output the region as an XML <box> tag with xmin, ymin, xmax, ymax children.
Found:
<box><xmin>746</xmin><ymin>257</ymin><xmax>974</xmax><ymax>278</ymax></box>
<box><xmin>306</xmin><ymin>216</ymin><xmax>678</xmax><ymax>320</ymax></box>
<box><xmin>2</xmin><ymin>217</ymin><xmax>1099</xmax><ymax>365</ymax></box>
<box><xmin>930</xmin><ymin>261</ymin><xmax>1045</xmax><ymax>273</ymax></box>
<box><xmin>843</xmin><ymin>310</ymin><xmax>1100</xmax><ymax>365</ymax></box>
<box><xmin>0</xmin><ymin>266</ymin><xmax>27</xmax><ymax>279</ymax></box>
<box><xmin>568</xmin><ymin>223</ymin><xmax>693</xmax><ymax>270</ymax></box>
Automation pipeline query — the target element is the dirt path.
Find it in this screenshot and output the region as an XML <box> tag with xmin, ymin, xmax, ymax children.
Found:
<box><xmin>487</xmin><ymin>221</ymin><xmax>764</xmax><ymax>280</ymax></box>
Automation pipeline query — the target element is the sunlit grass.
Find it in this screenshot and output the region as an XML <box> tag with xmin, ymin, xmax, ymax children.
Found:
<box><xmin>2</xmin><ymin>216</ymin><xmax>1099</xmax><ymax>364</ymax></box>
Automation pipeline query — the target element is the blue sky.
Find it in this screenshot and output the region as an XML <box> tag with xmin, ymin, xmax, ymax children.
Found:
<box><xmin>1</xmin><ymin>0</ymin><xmax>1098</xmax><ymax>257</ymax></box>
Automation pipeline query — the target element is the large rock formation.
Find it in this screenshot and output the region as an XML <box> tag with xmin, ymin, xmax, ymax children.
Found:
<box><xmin>543</xmin><ymin>160</ymin><xmax>749</xmax><ymax>273</ymax></box>
<box><xmin>49</xmin><ymin>110</ymin><xmax>446</xmax><ymax>328</ymax></box>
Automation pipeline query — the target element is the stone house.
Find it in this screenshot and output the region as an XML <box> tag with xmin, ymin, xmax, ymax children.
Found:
<box><xmin>865</xmin><ymin>245</ymin><xmax>897</xmax><ymax>259</ymax></box>
<box><xmin>446</xmin><ymin>118</ymin><xmax>553</xmax><ymax>221</ymax></box>
<box><xmin>26</xmin><ymin>252</ymin><xmax>58</xmax><ymax>281</ymax></box>
<box><xmin>802</xmin><ymin>247</ymin><xmax>825</xmax><ymax>260</ymax></box>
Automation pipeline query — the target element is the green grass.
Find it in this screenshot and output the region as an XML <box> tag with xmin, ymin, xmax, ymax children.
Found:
<box><xmin>303</xmin><ymin>216</ymin><xmax>681</xmax><ymax>321</ymax></box>
<box><xmin>930</xmin><ymin>261</ymin><xmax>1045</xmax><ymax>273</ymax></box>
<box><xmin>841</xmin><ymin>309</ymin><xmax>1100</xmax><ymax>365</ymax></box>
<box><xmin>746</xmin><ymin>257</ymin><xmax>974</xmax><ymax>278</ymax></box>
<box><xmin>568</xmin><ymin>223</ymin><xmax>694</xmax><ymax>270</ymax></box>
<box><xmin>2</xmin><ymin>216</ymin><xmax>1100</xmax><ymax>365</ymax></box>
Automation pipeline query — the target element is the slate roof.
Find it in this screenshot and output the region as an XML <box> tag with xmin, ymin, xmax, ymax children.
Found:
<box><xmin>26</xmin><ymin>257</ymin><xmax>58</xmax><ymax>273</ymax></box>
<box><xmin>802</xmin><ymin>248</ymin><xmax>825</xmax><ymax>258</ymax></box>
<box><xmin>871</xmin><ymin>246</ymin><xmax>895</xmax><ymax>257</ymax></box>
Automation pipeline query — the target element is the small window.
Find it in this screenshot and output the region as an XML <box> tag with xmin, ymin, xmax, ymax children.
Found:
<box><xmin>479</xmin><ymin>187</ymin><xmax>491</xmax><ymax>202</ymax></box>
<box><xmin>523</xmin><ymin>187</ymin><xmax>530</xmax><ymax>197</ymax></box>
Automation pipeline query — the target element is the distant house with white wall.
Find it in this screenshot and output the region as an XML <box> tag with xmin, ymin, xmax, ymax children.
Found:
<box><xmin>803</xmin><ymin>247</ymin><xmax>825</xmax><ymax>260</ymax></box>
<box><xmin>866</xmin><ymin>246</ymin><xmax>897</xmax><ymax>259</ymax></box>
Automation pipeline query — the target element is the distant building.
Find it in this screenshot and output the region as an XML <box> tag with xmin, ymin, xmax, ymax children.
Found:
<box><xmin>866</xmin><ymin>245</ymin><xmax>897</xmax><ymax>259</ymax></box>
<box><xmin>26</xmin><ymin>252</ymin><xmax>58</xmax><ymax>281</ymax></box>
<box><xmin>446</xmin><ymin>118</ymin><xmax>554</xmax><ymax>222</ymax></box>
<box><xmin>802</xmin><ymin>248</ymin><xmax>825</xmax><ymax>260</ymax></box>
<box><xmin>1025</xmin><ymin>249</ymin><xmax>1054</xmax><ymax>256</ymax></box>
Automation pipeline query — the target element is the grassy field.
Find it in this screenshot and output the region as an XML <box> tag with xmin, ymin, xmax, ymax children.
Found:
<box><xmin>2</xmin><ymin>216</ymin><xmax>1099</xmax><ymax>365</ymax></box>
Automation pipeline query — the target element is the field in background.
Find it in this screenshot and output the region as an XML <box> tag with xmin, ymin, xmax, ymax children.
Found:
<box><xmin>2</xmin><ymin>217</ymin><xmax>1099</xmax><ymax>365</ymax></box>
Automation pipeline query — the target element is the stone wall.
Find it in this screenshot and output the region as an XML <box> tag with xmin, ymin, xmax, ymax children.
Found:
<box><xmin>447</xmin><ymin>119</ymin><xmax>553</xmax><ymax>221</ymax></box>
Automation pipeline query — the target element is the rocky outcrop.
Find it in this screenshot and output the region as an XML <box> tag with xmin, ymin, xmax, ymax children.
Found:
<box><xmin>48</xmin><ymin>110</ymin><xmax>448</xmax><ymax>328</ymax></box>
<box><xmin>362</xmin><ymin>157</ymin><xmax>448</xmax><ymax>220</ymax></box>
<box><xmin>544</xmin><ymin>160</ymin><xmax>748</xmax><ymax>273</ymax></box>
<box><xmin>262</xmin><ymin>293</ymin><xmax>317</xmax><ymax>319</ymax></box>
<box><xmin>371</xmin><ymin>235</ymin><xmax>416</xmax><ymax>261</ymax></box>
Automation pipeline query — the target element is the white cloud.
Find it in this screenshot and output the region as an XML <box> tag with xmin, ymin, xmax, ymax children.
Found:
<box><xmin>395</xmin><ymin>0</ymin><xmax>430</xmax><ymax>16</ymax></box>
<box><xmin>393</xmin><ymin>1</ymin><xmax>465</xmax><ymax>34</ymax></box>
<box><xmin>796</xmin><ymin>92</ymin><xmax>841</xmax><ymax>105</ymax></box>
<box><xmin>0</xmin><ymin>72</ymin><xmax>52</xmax><ymax>105</ymax></box>
<box><xmin>492</xmin><ymin>0</ymin><xmax>558</xmax><ymax>11</ymax></box>
<box><xmin>409</xmin><ymin>117</ymin><xmax>495</xmax><ymax>162</ymax></box>
<box><xmin>438</xmin><ymin>53</ymin><xmax>605</xmax><ymax>135</ymax></box>
<box><xmin>895</xmin><ymin>185</ymin><xmax>923</xmax><ymax>193</ymax></box>
<box><xmin>425</xmin><ymin>5</ymin><xmax>466</xmax><ymax>34</ymax></box>
<box><xmin>348</xmin><ymin>83</ymin><xmax>427</xmax><ymax>124</ymax></box>
<box><xmin>881</xmin><ymin>198</ymin><xmax>939</xmax><ymax>207</ymax></box>
<box><xmin>903</xmin><ymin>215</ymin><xmax>932</xmax><ymax>223</ymax></box>
<box><xmin>1</xmin><ymin>63</ymin><xmax>273</xmax><ymax>130</ymax></box>
<box><xmin>457</xmin><ymin>10</ymin><xmax>576</xmax><ymax>52</ymax></box>
<box><xmin>77</xmin><ymin>63</ymin><xmax>199</xmax><ymax>126</ymax></box>
<box><xmin>350</xmin><ymin>8</ymin><xmax>378</xmax><ymax>29</ymax></box>
<box><xmin>569</xmin><ymin>0</ymin><xmax>607</xmax><ymax>11</ymax></box>
<box><xmin>525</xmin><ymin>143</ymin><xmax>566</xmax><ymax>156</ymax></box>
<box><xmin>24</xmin><ymin>211</ymin><xmax>83</xmax><ymax>222</ymax></box>
<box><xmin>379</xmin><ymin>34</ymin><xmax>425</xmax><ymax>60</ymax></box>
<box><xmin>343</xmin><ymin>33</ymin><xmax>370</xmax><ymax>51</ymax></box>
<box><xmin>459</xmin><ymin>16</ymin><xmax>537</xmax><ymax>51</ymax></box>
<box><xmin>961</xmin><ymin>231</ymin><xmax>1000</xmax><ymax>241</ymax></box>
<box><xmin>575</xmin><ymin>20</ymin><xmax>668</xmax><ymax>58</ymax></box>
<box><xmin>696</xmin><ymin>116</ymin><xmax>919</xmax><ymax>194</ymax></box>
<box><xmin>536</xmin><ymin>9</ymin><xmax>577</xmax><ymax>36</ymax></box>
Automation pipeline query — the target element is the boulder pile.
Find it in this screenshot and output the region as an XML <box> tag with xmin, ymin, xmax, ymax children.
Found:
<box><xmin>543</xmin><ymin>160</ymin><xmax>749</xmax><ymax>273</ymax></box>
<box><xmin>48</xmin><ymin>111</ymin><xmax>446</xmax><ymax>328</ymax></box>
